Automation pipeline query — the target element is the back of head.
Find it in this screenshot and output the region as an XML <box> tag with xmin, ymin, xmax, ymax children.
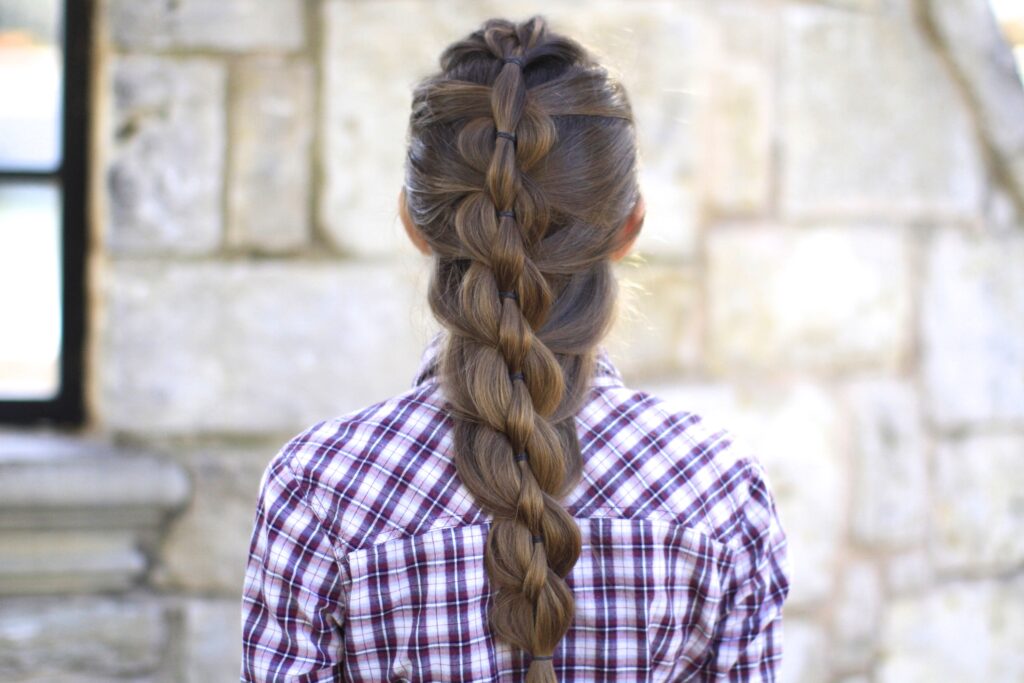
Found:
<box><xmin>403</xmin><ymin>16</ymin><xmax>640</xmax><ymax>682</ymax></box>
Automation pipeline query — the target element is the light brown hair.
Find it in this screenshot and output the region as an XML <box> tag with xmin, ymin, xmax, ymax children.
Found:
<box><xmin>402</xmin><ymin>16</ymin><xmax>640</xmax><ymax>682</ymax></box>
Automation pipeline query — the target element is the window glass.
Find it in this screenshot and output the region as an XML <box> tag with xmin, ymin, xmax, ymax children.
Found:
<box><xmin>0</xmin><ymin>182</ymin><xmax>62</xmax><ymax>398</ymax></box>
<box><xmin>0</xmin><ymin>0</ymin><xmax>63</xmax><ymax>171</ymax></box>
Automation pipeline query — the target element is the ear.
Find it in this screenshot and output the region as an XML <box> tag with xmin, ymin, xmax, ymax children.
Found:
<box><xmin>399</xmin><ymin>187</ymin><xmax>431</xmax><ymax>256</ymax></box>
<box><xmin>610</xmin><ymin>194</ymin><xmax>645</xmax><ymax>262</ymax></box>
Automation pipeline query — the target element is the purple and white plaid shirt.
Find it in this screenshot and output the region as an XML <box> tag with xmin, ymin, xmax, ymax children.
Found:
<box><xmin>241</xmin><ymin>332</ymin><xmax>790</xmax><ymax>682</ymax></box>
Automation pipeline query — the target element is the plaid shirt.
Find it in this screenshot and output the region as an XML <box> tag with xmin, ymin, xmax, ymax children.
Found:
<box><xmin>241</xmin><ymin>332</ymin><xmax>790</xmax><ymax>682</ymax></box>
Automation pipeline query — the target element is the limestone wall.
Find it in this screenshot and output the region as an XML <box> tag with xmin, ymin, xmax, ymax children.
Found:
<box><xmin>1</xmin><ymin>0</ymin><xmax>1022</xmax><ymax>681</ymax></box>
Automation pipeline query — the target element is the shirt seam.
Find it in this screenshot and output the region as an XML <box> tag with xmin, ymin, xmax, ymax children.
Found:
<box><xmin>342</xmin><ymin>507</ymin><xmax>735</xmax><ymax>559</ymax></box>
<box><xmin>280</xmin><ymin>449</ymin><xmax>355</xmax><ymax>620</ymax></box>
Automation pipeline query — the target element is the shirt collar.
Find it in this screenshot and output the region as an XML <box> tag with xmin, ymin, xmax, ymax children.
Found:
<box><xmin>411</xmin><ymin>329</ymin><xmax>624</xmax><ymax>389</ymax></box>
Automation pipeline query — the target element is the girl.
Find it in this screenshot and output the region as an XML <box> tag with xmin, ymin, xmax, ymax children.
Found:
<box><xmin>242</xmin><ymin>15</ymin><xmax>789</xmax><ymax>682</ymax></box>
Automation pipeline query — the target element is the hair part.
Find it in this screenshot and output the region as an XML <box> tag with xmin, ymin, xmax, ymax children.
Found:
<box><xmin>403</xmin><ymin>16</ymin><xmax>640</xmax><ymax>682</ymax></box>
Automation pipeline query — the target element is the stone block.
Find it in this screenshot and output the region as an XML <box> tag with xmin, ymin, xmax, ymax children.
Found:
<box><xmin>605</xmin><ymin>263</ymin><xmax>702</xmax><ymax>382</ymax></box>
<box><xmin>780</xmin><ymin>3</ymin><xmax>985</xmax><ymax>219</ymax></box>
<box><xmin>830</xmin><ymin>560</ymin><xmax>882</xmax><ymax>673</ymax></box>
<box><xmin>699</xmin><ymin>1</ymin><xmax>778</xmax><ymax>215</ymax></box>
<box><xmin>707</xmin><ymin>224</ymin><xmax>911</xmax><ymax>374</ymax></box>
<box><xmin>841</xmin><ymin>379</ymin><xmax>928</xmax><ymax>547</ymax></box>
<box><xmin>321</xmin><ymin>0</ymin><xmax>444</xmax><ymax>257</ymax></box>
<box><xmin>644</xmin><ymin>379</ymin><xmax>846</xmax><ymax>609</ymax></box>
<box><xmin>921</xmin><ymin>229</ymin><xmax>1024</xmax><ymax>428</ymax></box>
<box><xmin>108</xmin><ymin>0</ymin><xmax>305</xmax><ymax>52</ymax></box>
<box><xmin>0</xmin><ymin>597</ymin><xmax>167</xmax><ymax>679</ymax></box>
<box><xmin>932</xmin><ymin>434</ymin><xmax>1024</xmax><ymax>573</ymax></box>
<box><xmin>878</xmin><ymin>578</ymin><xmax>1024</xmax><ymax>682</ymax></box>
<box><xmin>174</xmin><ymin>599</ymin><xmax>242</xmax><ymax>683</ymax></box>
<box><xmin>320</xmin><ymin>0</ymin><xmax>704</xmax><ymax>258</ymax></box>
<box><xmin>154</xmin><ymin>445</ymin><xmax>276</xmax><ymax>594</ymax></box>
<box><xmin>780</xmin><ymin>618</ymin><xmax>829</xmax><ymax>683</ymax></box>
<box><xmin>100</xmin><ymin>260</ymin><xmax>432</xmax><ymax>434</ymax></box>
<box><xmin>228</xmin><ymin>57</ymin><xmax>314</xmax><ymax>252</ymax></box>
<box><xmin>106</xmin><ymin>56</ymin><xmax>225</xmax><ymax>255</ymax></box>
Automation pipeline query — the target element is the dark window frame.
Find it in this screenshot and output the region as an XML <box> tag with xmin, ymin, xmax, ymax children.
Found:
<box><xmin>0</xmin><ymin>0</ymin><xmax>91</xmax><ymax>426</ymax></box>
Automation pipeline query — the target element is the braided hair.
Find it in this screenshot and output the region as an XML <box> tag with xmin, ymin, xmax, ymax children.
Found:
<box><xmin>402</xmin><ymin>16</ymin><xmax>640</xmax><ymax>682</ymax></box>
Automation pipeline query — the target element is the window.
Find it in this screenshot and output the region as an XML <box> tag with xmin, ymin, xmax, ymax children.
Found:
<box><xmin>0</xmin><ymin>0</ymin><xmax>90</xmax><ymax>425</ymax></box>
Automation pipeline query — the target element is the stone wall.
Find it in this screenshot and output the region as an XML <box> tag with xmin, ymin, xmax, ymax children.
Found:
<box><xmin>1</xmin><ymin>0</ymin><xmax>1022</xmax><ymax>681</ymax></box>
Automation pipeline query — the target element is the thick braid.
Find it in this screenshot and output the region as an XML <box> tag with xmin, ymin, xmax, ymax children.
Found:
<box><xmin>404</xmin><ymin>16</ymin><xmax>641</xmax><ymax>682</ymax></box>
<box><xmin>453</xmin><ymin>21</ymin><xmax>579</xmax><ymax>678</ymax></box>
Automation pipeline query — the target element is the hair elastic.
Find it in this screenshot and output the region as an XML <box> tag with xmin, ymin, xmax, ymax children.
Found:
<box><xmin>514</xmin><ymin>451</ymin><xmax>528</xmax><ymax>462</ymax></box>
<box><xmin>495</xmin><ymin>130</ymin><xmax>516</xmax><ymax>143</ymax></box>
<box><xmin>503</xmin><ymin>56</ymin><xmax>525</xmax><ymax>68</ymax></box>
<box><xmin>497</xmin><ymin>209</ymin><xmax>515</xmax><ymax>218</ymax></box>
<box><xmin>531</xmin><ymin>535</ymin><xmax>544</xmax><ymax>544</ymax></box>
<box><xmin>510</xmin><ymin>371</ymin><xmax>525</xmax><ymax>382</ymax></box>
<box><xmin>498</xmin><ymin>290</ymin><xmax>518</xmax><ymax>301</ymax></box>
<box><xmin>532</xmin><ymin>655</ymin><xmax>553</xmax><ymax>661</ymax></box>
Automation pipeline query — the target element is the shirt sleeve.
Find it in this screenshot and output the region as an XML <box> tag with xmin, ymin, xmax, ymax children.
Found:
<box><xmin>705</xmin><ymin>460</ymin><xmax>792</xmax><ymax>681</ymax></box>
<box><xmin>241</xmin><ymin>449</ymin><xmax>347</xmax><ymax>682</ymax></box>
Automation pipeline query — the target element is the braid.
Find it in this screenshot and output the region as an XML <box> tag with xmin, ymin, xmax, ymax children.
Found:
<box><xmin>404</xmin><ymin>16</ymin><xmax>640</xmax><ymax>682</ymax></box>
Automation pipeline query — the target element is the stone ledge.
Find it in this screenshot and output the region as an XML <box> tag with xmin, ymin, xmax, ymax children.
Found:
<box><xmin>0</xmin><ymin>430</ymin><xmax>191</xmax><ymax>595</ymax></box>
<box><xmin>0</xmin><ymin>530</ymin><xmax>144</xmax><ymax>595</ymax></box>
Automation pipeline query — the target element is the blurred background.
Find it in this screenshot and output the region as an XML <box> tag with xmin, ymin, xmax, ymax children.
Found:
<box><xmin>1</xmin><ymin>0</ymin><xmax>1022</xmax><ymax>681</ymax></box>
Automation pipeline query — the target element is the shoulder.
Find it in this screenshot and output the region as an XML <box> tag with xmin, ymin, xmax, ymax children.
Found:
<box><xmin>577</xmin><ymin>382</ymin><xmax>784</xmax><ymax>554</ymax></box>
<box><xmin>273</xmin><ymin>381</ymin><xmax>449</xmax><ymax>476</ymax></box>
<box><xmin>262</xmin><ymin>381</ymin><xmax>469</xmax><ymax>552</ymax></box>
